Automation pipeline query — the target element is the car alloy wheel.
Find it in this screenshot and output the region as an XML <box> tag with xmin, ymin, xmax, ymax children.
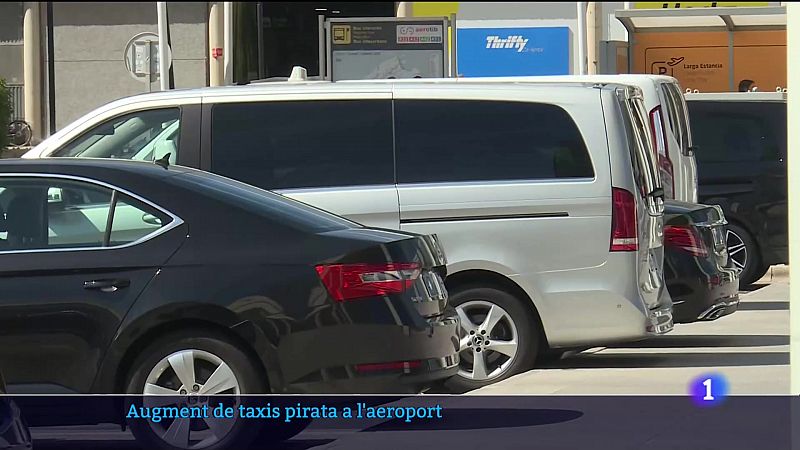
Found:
<box><xmin>455</xmin><ymin>300</ymin><xmax>519</xmax><ymax>381</ymax></box>
<box><xmin>142</xmin><ymin>349</ymin><xmax>241</xmax><ymax>449</ymax></box>
<box><xmin>726</xmin><ymin>228</ymin><xmax>748</xmax><ymax>271</ymax></box>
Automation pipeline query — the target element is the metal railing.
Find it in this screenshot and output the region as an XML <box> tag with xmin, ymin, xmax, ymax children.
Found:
<box><xmin>7</xmin><ymin>84</ymin><xmax>23</xmax><ymax>120</ymax></box>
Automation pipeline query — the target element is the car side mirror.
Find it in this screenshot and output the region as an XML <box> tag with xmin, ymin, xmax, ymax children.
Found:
<box><xmin>47</xmin><ymin>187</ymin><xmax>63</xmax><ymax>203</ymax></box>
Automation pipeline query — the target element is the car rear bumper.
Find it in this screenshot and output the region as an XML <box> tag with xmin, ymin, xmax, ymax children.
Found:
<box><xmin>276</xmin><ymin>317</ymin><xmax>460</xmax><ymax>394</ymax></box>
<box><xmin>669</xmin><ymin>269</ymin><xmax>740</xmax><ymax>323</ymax></box>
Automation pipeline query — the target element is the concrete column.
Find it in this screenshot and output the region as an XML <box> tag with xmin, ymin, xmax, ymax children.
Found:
<box><xmin>787</xmin><ymin>1</ymin><xmax>799</xmax><ymax>397</ymax></box>
<box><xmin>208</xmin><ymin>2</ymin><xmax>224</xmax><ymax>86</ymax></box>
<box><xmin>587</xmin><ymin>2</ymin><xmax>598</xmax><ymax>75</ymax></box>
<box><xmin>396</xmin><ymin>2</ymin><xmax>412</xmax><ymax>17</ymax></box>
<box><xmin>223</xmin><ymin>1</ymin><xmax>233</xmax><ymax>85</ymax></box>
<box><xmin>22</xmin><ymin>2</ymin><xmax>42</xmax><ymax>143</ymax></box>
<box><xmin>576</xmin><ymin>2</ymin><xmax>587</xmax><ymax>75</ymax></box>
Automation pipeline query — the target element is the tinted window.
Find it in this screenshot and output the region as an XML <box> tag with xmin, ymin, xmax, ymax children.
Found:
<box><xmin>0</xmin><ymin>178</ymin><xmax>172</xmax><ymax>252</ymax></box>
<box><xmin>177</xmin><ymin>172</ymin><xmax>359</xmax><ymax>233</ymax></box>
<box><xmin>210</xmin><ymin>100</ymin><xmax>394</xmax><ymax>190</ymax></box>
<box><xmin>688</xmin><ymin>101</ymin><xmax>786</xmax><ymax>164</ymax></box>
<box><xmin>110</xmin><ymin>194</ymin><xmax>172</xmax><ymax>245</ymax></box>
<box><xmin>394</xmin><ymin>100</ymin><xmax>593</xmax><ymax>183</ymax></box>
<box><xmin>55</xmin><ymin>108</ymin><xmax>180</xmax><ymax>164</ymax></box>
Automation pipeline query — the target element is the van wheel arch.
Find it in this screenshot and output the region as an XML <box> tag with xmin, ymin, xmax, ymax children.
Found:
<box><xmin>445</xmin><ymin>270</ymin><xmax>550</xmax><ymax>352</ymax></box>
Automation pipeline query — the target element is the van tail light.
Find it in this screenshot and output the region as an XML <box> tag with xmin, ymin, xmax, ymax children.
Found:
<box><xmin>315</xmin><ymin>262</ymin><xmax>421</xmax><ymax>302</ymax></box>
<box><xmin>611</xmin><ymin>187</ymin><xmax>638</xmax><ymax>252</ymax></box>
<box><xmin>664</xmin><ymin>225</ymin><xmax>708</xmax><ymax>257</ymax></box>
<box><xmin>649</xmin><ymin>106</ymin><xmax>675</xmax><ymax>198</ymax></box>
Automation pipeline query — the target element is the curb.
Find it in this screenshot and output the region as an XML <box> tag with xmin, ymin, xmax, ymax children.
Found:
<box><xmin>762</xmin><ymin>265</ymin><xmax>789</xmax><ymax>283</ymax></box>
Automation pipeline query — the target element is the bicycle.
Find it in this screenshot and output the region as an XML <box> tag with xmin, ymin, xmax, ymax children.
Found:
<box><xmin>7</xmin><ymin>119</ymin><xmax>32</xmax><ymax>147</ymax></box>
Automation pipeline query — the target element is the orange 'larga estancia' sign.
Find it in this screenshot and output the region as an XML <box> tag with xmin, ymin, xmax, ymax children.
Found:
<box><xmin>632</xmin><ymin>30</ymin><xmax>785</xmax><ymax>92</ymax></box>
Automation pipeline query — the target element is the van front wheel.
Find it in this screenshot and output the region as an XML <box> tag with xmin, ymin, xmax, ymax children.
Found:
<box><xmin>444</xmin><ymin>286</ymin><xmax>538</xmax><ymax>393</ymax></box>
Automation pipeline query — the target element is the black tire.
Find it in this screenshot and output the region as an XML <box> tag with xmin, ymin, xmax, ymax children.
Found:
<box><xmin>124</xmin><ymin>331</ymin><xmax>268</xmax><ymax>450</ymax></box>
<box><xmin>727</xmin><ymin>223</ymin><xmax>763</xmax><ymax>286</ymax></box>
<box><xmin>750</xmin><ymin>262</ymin><xmax>771</xmax><ymax>284</ymax></box>
<box><xmin>444</xmin><ymin>286</ymin><xmax>538</xmax><ymax>393</ymax></box>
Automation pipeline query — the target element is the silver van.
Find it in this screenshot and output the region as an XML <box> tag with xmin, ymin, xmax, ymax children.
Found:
<box><xmin>25</xmin><ymin>79</ymin><xmax>673</xmax><ymax>390</ymax></box>
<box><xmin>456</xmin><ymin>75</ymin><xmax>699</xmax><ymax>203</ymax></box>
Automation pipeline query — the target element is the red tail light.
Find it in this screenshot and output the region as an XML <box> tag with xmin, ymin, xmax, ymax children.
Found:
<box><xmin>355</xmin><ymin>360</ymin><xmax>422</xmax><ymax>373</ymax></box>
<box><xmin>315</xmin><ymin>262</ymin><xmax>421</xmax><ymax>302</ymax></box>
<box><xmin>664</xmin><ymin>225</ymin><xmax>708</xmax><ymax>257</ymax></box>
<box><xmin>650</xmin><ymin>106</ymin><xmax>675</xmax><ymax>198</ymax></box>
<box><xmin>611</xmin><ymin>187</ymin><xmax>638</xmax><ymax>252</ymax></box>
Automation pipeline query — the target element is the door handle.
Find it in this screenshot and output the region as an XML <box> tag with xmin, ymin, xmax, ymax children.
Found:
<box><xmin>84</xmin><ymin>279</ymin><xmax>131</xmax><ymax>293</ymax></box>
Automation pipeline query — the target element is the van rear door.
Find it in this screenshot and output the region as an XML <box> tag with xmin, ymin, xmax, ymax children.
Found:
<box><xmin>616</xmin><ymin>87</ymin><xmax>668</xmax><ymax>316</ymax></box>
<box><xmin>660</xmin><ymin>81</ymin><xmax>699</xmax><ymax>203</ymax></box>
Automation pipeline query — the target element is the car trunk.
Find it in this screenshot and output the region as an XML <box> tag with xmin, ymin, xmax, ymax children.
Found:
<box><xmin>664</xmin><ymin>200</ymin><xmax>732</xmax><ymax>273</ymax></box>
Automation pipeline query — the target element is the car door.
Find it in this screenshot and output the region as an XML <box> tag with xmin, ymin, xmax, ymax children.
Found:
<box><xmin>203</xmin><ymin>94</ymin><xmax>399</xmax><ymax>229</ymax></box>
<box><xmin>393</xmin><ymin>87</ymin><xmax>612</xmax><ymax>294</ymax></box>
<box><xmin>660</xmin><ymin>81</ymin><xmax>698</xmax><ymax>203</ymax></box>
<box><xmin>0</xmin><ymin>175</ymin><xmax>186</xmax><ymax>393</ymax></box>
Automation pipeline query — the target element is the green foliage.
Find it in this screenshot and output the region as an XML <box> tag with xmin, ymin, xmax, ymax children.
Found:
<box><xmin>0</xmin><ymin>79</ymin><xmax>9</xmax><ymax>150</ymax></box>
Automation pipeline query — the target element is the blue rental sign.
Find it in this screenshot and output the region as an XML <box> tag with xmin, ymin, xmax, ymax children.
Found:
<box><xmin>457</xmin><ymin>27</ymin><xmax>571</xmax><ymax>77</ymax></box>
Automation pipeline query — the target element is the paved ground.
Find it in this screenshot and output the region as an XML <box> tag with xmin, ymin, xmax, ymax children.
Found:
<box><xmin>471</xmin><ymin>267</ymin><xmax>790</xmax><ymax>396</ymax></box>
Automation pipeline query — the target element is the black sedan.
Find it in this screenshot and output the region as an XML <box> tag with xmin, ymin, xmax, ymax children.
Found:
<box><xmin>663</xmin><ymin>200</ymin><xmax>740</xmax><ymax>323</ymax></box>
<box><xmin>0</xmin><ymin>158</ymin><xmax>458</xmax><ymax>447</ymax></box>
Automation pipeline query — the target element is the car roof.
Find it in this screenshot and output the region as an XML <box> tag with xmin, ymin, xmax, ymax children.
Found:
<box><xmin>445</xmin><ymin>74</ymin><xmax>678</xmax><ymax>85</ymax></box>
<box><xmin>80</xmin><ymin>78</ymin><xmax>615</xmax><ymax>103</ymax></box>
<box><xmin>685</xmin><ymin>91</ymin><xmax>787</xmax><ymax>102</ymax></box>
<box><xmin>0</xmin><ymin>157</ymin><xmax>194</xmax><ymax>177</ymax></box>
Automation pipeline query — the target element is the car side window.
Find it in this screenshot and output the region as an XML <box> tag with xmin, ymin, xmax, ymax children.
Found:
<box><xmin>0</xmin><ymin>178</ymin><xmax>172</xmax><ymax>252</ymax></box>
<box><xmin>54</xmin><ymin>108</ymin><xmax>180</xmax><ymax>164</ymax></box>
<box><xmin>394</xmin><ymin>100</ymin><xmax>594</xmax><ymax>183</ymax></box>
<box><xmin>210</xmin><ymin>100</ymin><xmax>394</xmax><ymax>190</ymax></box>
<box><xmin>688</xmin><ymin>102</ymin><xmax>785</xmax><ymax>164</ymax></box>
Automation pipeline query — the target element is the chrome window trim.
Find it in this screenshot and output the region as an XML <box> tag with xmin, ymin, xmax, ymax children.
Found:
<box><xmin>0</xmin><ymin>172</ymin><xmax>185</xmax><ymax>255</ymax></box>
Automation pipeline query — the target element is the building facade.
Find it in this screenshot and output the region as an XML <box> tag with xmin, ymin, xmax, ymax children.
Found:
<box><xmin>5</xmin><ymin>1</ymin><xmax>785</xmax><ymax>145</ymax></box>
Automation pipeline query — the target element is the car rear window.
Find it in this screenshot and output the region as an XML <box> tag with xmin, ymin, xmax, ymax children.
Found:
<box><xmin>394</xmin><ymin>100</ymin><xmax>594</xmax><ymax>184</ymax></box>
<box><xmin>687</xmin><ymin>101</ymin><xmax>786</xmax><ymax>164</ymax></box>
<box><xmin>177</xmin><ymin>172</ymin><xmax>361</xmax><ymax>233</ymax></box>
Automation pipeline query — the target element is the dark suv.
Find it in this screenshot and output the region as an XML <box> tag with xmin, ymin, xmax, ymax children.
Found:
<box><xmin>685</xmin><ymin>92</ymin><xmax>787</xmax><ymax>285</ymax></box>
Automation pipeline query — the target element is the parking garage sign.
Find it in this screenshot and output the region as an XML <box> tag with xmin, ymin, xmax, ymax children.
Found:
<box><xmin>326</xmin><ymin>18</ymin><xmax>449</xmax><ymax>81</ymax></box>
